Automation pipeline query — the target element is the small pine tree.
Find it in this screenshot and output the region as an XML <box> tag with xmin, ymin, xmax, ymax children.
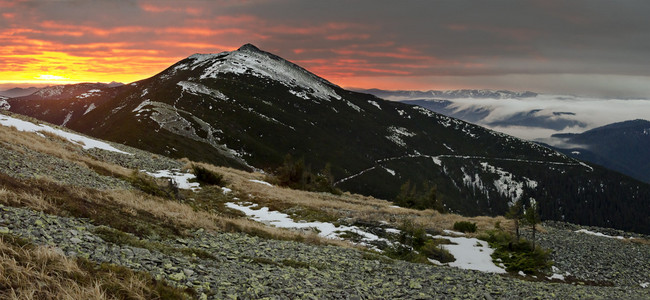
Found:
<box><xmin>394</xmin><ymin>181</ymin><xmax>444</xmax><ymax>212</ymax></box>
<box><xmin>506</xmin><ymin>200</ymin><xmax>524</xmax><ymax>241</ymax></box>
<box><xmin>524</xmin><ymin>200</ymin><xmax>541</xmax><ymax>251</ymax></box>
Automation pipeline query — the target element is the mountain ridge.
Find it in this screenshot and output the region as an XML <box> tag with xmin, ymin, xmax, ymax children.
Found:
<box><xmin>551</xmin><ymin>119</ymin><xmax>650</xmax><ymax>183</ymax></box>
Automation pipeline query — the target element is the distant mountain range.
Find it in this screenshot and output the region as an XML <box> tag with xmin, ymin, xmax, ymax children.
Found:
<box><xmin>355</xmin><ymin>88</ymin><xmax>538</xmax><ymax>100</ymax></box>
<box><xmin>0</xmin><ymin>87</ymin><xmax>40</xmax><ymax>98</ymax></box>
<box><xmin>4</xmin><ymin>44</ymin><xmax>650</xmax><ymax>234</ymax></box>
<box><xmin>0</xmin><ymin>82</ymin><xmax>123</xmax><ymax>99</ymax></box>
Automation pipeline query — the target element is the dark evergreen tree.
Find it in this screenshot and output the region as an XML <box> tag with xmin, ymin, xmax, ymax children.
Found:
<box><xmin>524</xmin><ymin>201</ymin><xmax>541</xmax><ymax>251</ymax></box>
<box><xmin>506</xmin><ymin>200</ymin><xmax>524</xmax><ymax>241</ymax></box>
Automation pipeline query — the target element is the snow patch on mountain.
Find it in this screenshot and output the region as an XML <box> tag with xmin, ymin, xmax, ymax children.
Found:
<box><xmin>383</xmin><ymin>167</ymin><xmax>396</xmax><ymax>176</ymax></box>
<box><xmin>61</xmin><ymin>111</ymin><xmax>73</xmax><ymax>126</ymax></box>
<box><xmin>177</xmin><ymin>81</ymin><xmax>228</xmax><ymax>100</ymax></box>
<box><xmin>386</xmin><ymin>126</ymin><xmax>416</xmax><ymax>147</ymax></box>
<box><xmin>83</xmin><ymin>103</ymin><xmax>96</xmax><ymax>115</ymax></box>
<box><xmin>76</xmin><ymin>89</ymin><xmax>102</xmax><ymax>99</ymax></box>
<box><xmin>368</xmin><ymin>100</ymin><xmax>381</xmax><ymax>110</ymax></box>
<box><xmin>461</xmin><ymin>168</ymin><xmax>485</xmax><ymax>195</ymax></box>
<box><xmin>289</xmin><ymin>90</ymin><xmax>310</xmax><ymax>100</ymax></box>
<box><xmin>0</xmin><ymin>98</ymin><xmax>10</xmax><ymax>110</ymax></box>
<box><xmin>480</xmin><ymin>162</ymin><xmax>537</xmax><ymax>206</ymax></box>
<box><xmin>345</xmin><ymin>100</ymin><xmax>362</xmax><ymax>112</ymax></box>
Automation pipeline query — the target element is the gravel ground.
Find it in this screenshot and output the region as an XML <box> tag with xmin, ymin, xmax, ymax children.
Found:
<box><xmin>1</xmin><ymin>204</ymin><xmax>648</xmax><ymax>299</ymax></box>
<box><xmin>0</xmin><ymin>142</ymin><xmax>131</xmax><ymax>190</ymax></box>
<box><xmin>1</xmin><ymin>119</ymin><xmax>649</xmax><ymax>299</ymax></box>
<box><xmin>525</xmin><ymin>221</ymin><xmax>650</xmax><ymax>288</ymax></box>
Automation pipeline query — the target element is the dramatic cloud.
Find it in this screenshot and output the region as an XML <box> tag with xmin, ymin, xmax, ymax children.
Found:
<box><xmin>1</xmin><ymin>0</ymin><xmax>650</xmax><ymax>97</ymax></box>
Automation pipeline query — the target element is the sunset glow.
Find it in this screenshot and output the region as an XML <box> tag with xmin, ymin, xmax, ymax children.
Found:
<box><xmin>1</xmin><ymin>1</ymin><xmax>650</xmax><ymax>97</ymax></box>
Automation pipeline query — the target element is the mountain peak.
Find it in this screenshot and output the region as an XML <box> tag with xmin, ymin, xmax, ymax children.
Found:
<box><xmin>177</xmin><ymin>43</ymin><xmax>342</xmax><ymax>102</ymax></box>
<box><xmin>237</xmin><ymin>43</ymin><xmax>262</xmax><ymax>52</ymax></box>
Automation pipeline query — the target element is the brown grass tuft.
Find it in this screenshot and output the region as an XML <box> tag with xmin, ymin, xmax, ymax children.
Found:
<box><xmin>0</xmin><ymin>234</ymin><xmax>191</xmax><ymax>299</ymax></box>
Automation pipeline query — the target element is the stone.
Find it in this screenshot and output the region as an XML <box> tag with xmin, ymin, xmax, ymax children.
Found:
<box><xmin>169</xmin><ymin>271</ymin><xmax>186</xmax><ymax>282</ymax></box>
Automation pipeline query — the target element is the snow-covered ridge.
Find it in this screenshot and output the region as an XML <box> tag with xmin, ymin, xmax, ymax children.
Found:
<box><xmin>34</xmin><ymin>85</ymin><xmax>65</xmax><ymax>98</ymax></box>
<box><xmin>180</xmin><ymin>44</ymin><xmax>342</xmax><ymax>102</ymax></box>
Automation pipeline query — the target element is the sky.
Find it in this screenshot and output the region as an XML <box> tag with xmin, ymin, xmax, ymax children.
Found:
<box><xmin>2</xmin><ymin>0</ymin><xmax>650</xmax><ymax>98</ymax></box>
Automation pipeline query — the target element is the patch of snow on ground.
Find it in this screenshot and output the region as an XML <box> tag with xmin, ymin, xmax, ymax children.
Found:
<box><xmin>0</xmin><ymin>113</ymin><xmax>131</xmax><ymax>155</ymax></box>
<box><xmin>225</xmin><ymin>202</ymin><xmax>392</xmax><ymax>250</ymax></box>
<box><xmin>385</xmin><ymin>228</ymin><xmax>401</xmax><ymax>234</ymax></box>
<box><xmin>432</xmin><ymin>234</ymin><xmax>506</xmax><ymax>273</ymax></box>
<box><xmin>641</xmin><ymin>282</ymin><xmax>649</xmax><ymax>288</ymax></box>
<box><xmin>144</xmin><ymin>170</ymin><xmax>200</xmax><ymax>191</ymax></box>
<box><xmin>443</xmin><ymin>229</ymin><xmax>465</xmax><ymax>236</ymax></box>
<box><xmin>249</xmin><ymin>179</ymin><xmax>273</xmax><ymax>187</ymax></box>
<box><xmin>547</xmin><ymin>266</ymin><xmax>566</xmax><ymax>280</ymax></box>
<box><xmin>574</xmin><ymin>229</ymin><xmax>627</xmax><ymax>240</ymax></box>
<box><xmin>221</xmin><ymin>187</ymin><xmax>232</xmax><ymax>194</ymax></box>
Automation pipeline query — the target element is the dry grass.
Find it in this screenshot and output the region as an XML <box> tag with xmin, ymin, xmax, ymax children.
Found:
<box><xmin>184</xmin><ymin>161</ymin><xmax>512</xmax><ymax>237</ymax></box>
<box><xmin>0</xmin><ymin>235</ymin><xmax>191</xmax><ymax>299</ymax></box>
<box><xmin>0</xmin><ymin>169</ymin><xmax>350</xmax><ymax>247</ymax></box>
<box><xmin>627</xmin><ymin>237</ymin><xmax>650</xmax><ymax>245</ymax></box>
